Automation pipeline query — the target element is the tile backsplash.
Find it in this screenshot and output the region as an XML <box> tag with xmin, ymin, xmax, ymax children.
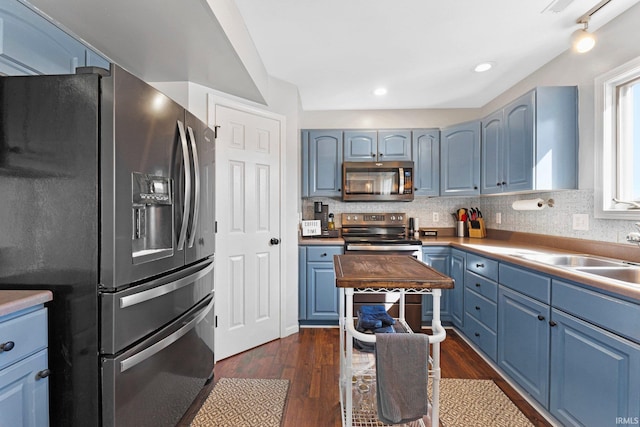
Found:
<box><xmin>302</xmin><ymin>189</ymin><xmax>637</xmax><ymax>244</ymax></box>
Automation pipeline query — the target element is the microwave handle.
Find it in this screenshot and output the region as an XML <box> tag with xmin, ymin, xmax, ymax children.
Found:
<box><xmin>399</xmin><ymin>167</ymin><xmax>405</xmax><ymax>194</ymax></box>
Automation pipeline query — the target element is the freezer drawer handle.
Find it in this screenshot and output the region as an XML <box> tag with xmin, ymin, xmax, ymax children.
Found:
<box><xmin>119</xmin><ymin>296</ymin><xmax>214</xmax><ymax>373</ymax></box>
<box><xmin>119</xmin><ymin>261</ymin><xmax>214</xmax><ymax>308</ymax></box>
<box><xmin>186</xmin><ymin>125</ymin><xmax>201</xmax><ymax>249</ymax></box>
<box><xmin>177</xmin><ymin>120</ymin><xmax>192</xmax><ymax>251</ymax></box>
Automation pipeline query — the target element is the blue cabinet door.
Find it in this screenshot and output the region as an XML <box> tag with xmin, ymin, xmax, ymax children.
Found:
<box><xmin>412</xmin><ymin>129</ymin><xmax>440</xmax><ymax>196</ymax></box>
<box><xmin>498</xmin><ymin>286</ymin><xmax>550</xmax><ymax>407</ymax></box>
<box><xmin>440</xmin><ymin>121</ymin><xmax>480</xmax><ymax>196</ymax></box>
<box><xmin>302</xmin><ymin>130</ymin><xmax>343</xmax><ymax>197</ymax></box>
<box><xmin>450</xmin><ymin>249</ymin><xmax>465</xmax><ymax>328</ymax></box>
<box><xmin>0</xmin><ymin>0</ymin><xmax>108</xmax><ymax>76</ymax></box>
<box><xmin>480</xmin><ymin>110</ymin><xmax>503</xmax><ymax>194</ymax></box>
<box><xmin>550</xmin><ymin>309</ymin><xmax>640</xmax><ymax>427</ymax></box>
<box><xmin>344</xmin><ymin>130</ymin><xmax>377</xmax><ymax>161</ymax></box>
<box><xmin>503</xmin><ymin>92</ymin><xmax>534</xmax><ymax>192</ymax></box>
<box><xmin>307</xmin><ymin>262</ymin><xmax>340</xmax><ymax>322</ymax></box>
<box><xmin>421</xmin><ymin>247</ymin><xmax>451</xmax><ymax>322</ymax></box>
<box><xmin>378</xmin><ymin>130</ymin><xmax>412</xmax><ymax>161</ymax></box>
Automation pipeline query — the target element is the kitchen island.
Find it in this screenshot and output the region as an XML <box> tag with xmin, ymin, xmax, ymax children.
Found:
<box><xmin>334</xmin><ymin>254</ymin><xmax>453</xmax><ymax>427</ymax></box>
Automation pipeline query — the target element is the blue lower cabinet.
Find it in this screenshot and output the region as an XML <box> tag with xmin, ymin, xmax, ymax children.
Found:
<box><xmin>449</xmin><ymin>249</ymin><xmax>465</xmax><ymax>328</ymax></box>
<box><xmin>299</xmin><ymin>245</ymin><xmax>343</xmax><ymax>325</ymax></box>
<box><xmin>498</xmin><ymin>286</ymin><xmax>550</xmax><ymax>407</ymax></box>
<box><xmin>421</xmin><ymin>247</ymin><xmax>451</xmax><ymax>322</ymax></box>
<box><xmin>549</xmin><ymin>308</ymin><xmax>640</xmax><ymax>427</ymax></box>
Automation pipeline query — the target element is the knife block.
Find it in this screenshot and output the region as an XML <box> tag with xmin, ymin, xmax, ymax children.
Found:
<box><xmin>468</xmin><ymin>218</ymin><xmax>486</xmax><ymax>238</ymax></box>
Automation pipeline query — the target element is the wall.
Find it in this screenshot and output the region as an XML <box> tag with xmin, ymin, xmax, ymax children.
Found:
<box><xmin>300</xmin><ymin>2</ymin><xmax>640</xmax><ymax>245</ymax></box>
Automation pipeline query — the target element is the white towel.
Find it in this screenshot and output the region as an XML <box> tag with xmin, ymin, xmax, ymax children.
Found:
<box><xmin>375</xmin><ymin>333</ymin><xmax>430</xmax><ymax>425</ymax></box>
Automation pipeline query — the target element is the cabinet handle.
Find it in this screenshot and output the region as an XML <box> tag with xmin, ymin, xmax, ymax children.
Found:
<box><xmin>36</xmin><ymin>369</ymin><xmax>51</xmax><ymax>380</ymax></box>
<box><xmin>474</xmin><ymin>332</ymin><xmax>480</xmax><ymax>337</ymax></box>
<box><xmin>538</xmin><ymin>315</ymin><xmax>545</xmax><ymax>321</ymax></box>
<box><xmin>475</xmin><ymin>283</ymin><xmax>481</xmax><ymax>287</ymax></box>
<box><xmin>549</xmin><ymin>320</ymin><xmax>557</xmax><ymax>327</ymax></box>
<box><xmin>475</xmin><ymin>306</ymin><xmax>480</xmax><ymax>310</ymax></box>
<box><xmin>0</xmin><ymin>341</ymin><xmax>15</xmax><ymax>352</ymax></box>
<box><xmin>476</xmin><ymin>263</ymin><xmax>484</xmax><ymax>268</ymax></box>
<box><xmin>321</xmin><ymin>253</ymin><xmax>327</xmax><ymax>257</ymax></box>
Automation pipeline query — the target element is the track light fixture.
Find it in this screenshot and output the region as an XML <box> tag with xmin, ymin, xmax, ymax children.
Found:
<box><xmin>572</xmin><ymin>17</ymin><xmax>596</xmax><ymax>53</ymax></box>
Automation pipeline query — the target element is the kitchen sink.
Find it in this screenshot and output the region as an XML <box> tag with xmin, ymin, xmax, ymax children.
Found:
<box><xmin>514</xmin><ymin>253</ymin><xmax>625</xmax><ymax>268</ymax></box>
<box><xmin>573</xmin><ymin>266</ymin><xmax>640</xmax><ymax>284</ymax></box>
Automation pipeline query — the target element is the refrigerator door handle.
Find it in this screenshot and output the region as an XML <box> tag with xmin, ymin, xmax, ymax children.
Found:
<box><xmin>177</xmin><ymin>120</ymin><xmax>191</xmax><ymax>251</ymax></box>
<box><xmin>119</xmin><ymin>296</ymin><xmax>214</xmax><ymax>373</ymax></box>
<box><xmin>119</xmin><ymin>261</ymin><xmax>214</xmax><ymax>308</ymax></box>
<box><xmin>186</xmin><ymin>125</ymin><xmax>200</xmax><ymax>249</ymax></box>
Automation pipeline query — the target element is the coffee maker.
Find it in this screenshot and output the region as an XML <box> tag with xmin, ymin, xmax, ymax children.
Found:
<box><xmin>314</xmin><ymin>202</ymin><xmax>329</xmax><ymax>232</ymax></box>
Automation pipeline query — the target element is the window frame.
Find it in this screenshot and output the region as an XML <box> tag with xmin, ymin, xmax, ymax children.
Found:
<box><xmin>594</xmin><ymin>55</ymin><xmax>640</xmax><ymax>220</ymax></box>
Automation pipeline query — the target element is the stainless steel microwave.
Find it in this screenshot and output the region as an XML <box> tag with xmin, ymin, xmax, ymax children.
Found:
<box><xmin>343</xmin><ymin>161</ymin><xmax>414</xmax><ymax>201</ymax></box>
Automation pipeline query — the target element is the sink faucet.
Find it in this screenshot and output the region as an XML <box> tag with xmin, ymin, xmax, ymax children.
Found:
<box><xmin>627</xmin><ymin>223</ymin><xmax>640</xmax><ymax>246</ymax></box>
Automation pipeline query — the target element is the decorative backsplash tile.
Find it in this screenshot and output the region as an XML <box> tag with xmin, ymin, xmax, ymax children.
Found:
<box><xmin>302</xmin><ymin>189</ymin><xmax>638</xmax><ymax>244</ymax></box>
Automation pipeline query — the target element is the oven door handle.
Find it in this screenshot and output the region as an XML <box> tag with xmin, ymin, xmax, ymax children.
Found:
<box><xmin>346</xmin><ymin>244</ymin><xmax>422</xmax><ymax>252</ymax></box>
<box><xmin>119</xmin><ymin>296</ymin><xmax>214</xmax><ymax>373</ymax></box>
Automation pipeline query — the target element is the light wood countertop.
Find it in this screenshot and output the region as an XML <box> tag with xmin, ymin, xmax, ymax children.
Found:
<box><xmin>0</xmin><ymin>290</ymin><xmax>53</xmax><ymax>317</ymax></box>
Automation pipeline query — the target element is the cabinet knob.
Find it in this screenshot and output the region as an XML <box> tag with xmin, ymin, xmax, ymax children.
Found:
<box><xmin>371</xmin><ymin>153</ymin><xmax>376</xmax><ymax>157</ymax></box>
<box><xmin>379</xmin><ymin>153</ymin><xmax>383</xmax><ymax>157</ymax></box>
<box><xmin>35</xmin><ymin>369</ymin><xmax>51</xmax><ymax>380</ymax></box>
<box><xmin>473</xmin><ymin>186</ymin><xmax>478</xmax><ymax>190</ymax></box>
<box><xmin>321</xmin><ymin>253</ymin><xmax>327</xmax><ymax>257</ymax></box>
<box><xmin>549</xmin><ymin>320</ymin><xmax>558</xmax><ymax>327</ymax></box>
<box><xmin>0</xmin><ymin>341</ymin><xmax>15</xmax><ymax>352</ymax></box>
<box><xmin>501</xmin><ymin>181</ymin><xmax>506</xmax><ymax>186</ymax></box>
<box><xmin>474</xmin><ymin>332</ymin><xmax>480</xmax><ymax>337</ymax></box>
<box><xmin>475</xmin><ymin>283</ymin><xmax>481</xmax><ymax>287</ymax></box>
<box><xmin>476</xmin><ymin>263</ymin><xmax>484</xmax><ymax>268</ymax></box>
<box><xmin>538</xmin><ymin>315</ymin><xmax>545</xmax><ymax>321</ymax></box>
<box><xmin>475</xmin><ymin>306</ymin><xmax>480</xmax><ymax>310</ymax></box>
<box><xmin>496</xmin><ymin>182</ymin><xmax>502</xmax><ymax>186</ymax></box>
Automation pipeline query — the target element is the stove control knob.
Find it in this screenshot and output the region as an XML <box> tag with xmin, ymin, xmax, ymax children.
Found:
<box><xmin>390</xmin><ymin>215</ymin><xmax>396</xmax><ymax>221</ymax></box>
<box><xmin>398</xmin><ymin>215</ymin><xmax>403</xmax><ymax>221</ymax></box>
<box><xmin>353</xmin><ymin>215</ymin><xmax>358</xmax><ymax>220</ymax></box>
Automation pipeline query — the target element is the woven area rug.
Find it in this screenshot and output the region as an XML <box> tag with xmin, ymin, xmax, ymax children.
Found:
<box><xmin>191</xmin><ymin>378</ymin><xmax>289</xmax><ymax>427</ymax></box>
<box><xmin>432</xmin><ymin>378</ymin><xmax>534</xmax><ymax>427</ymax></box>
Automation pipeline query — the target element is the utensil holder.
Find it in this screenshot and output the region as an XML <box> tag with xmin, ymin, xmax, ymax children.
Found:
<box><xmin>468</xmin><ymin>218</ymin><xmax>486</xmax><ymax>238</ymax></box>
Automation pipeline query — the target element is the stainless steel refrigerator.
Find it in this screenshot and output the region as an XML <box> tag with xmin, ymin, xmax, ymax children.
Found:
<box><xmin>0</xmin><ymin>64</ymin><xmax>216</xmax><ymax>426</ymax></box>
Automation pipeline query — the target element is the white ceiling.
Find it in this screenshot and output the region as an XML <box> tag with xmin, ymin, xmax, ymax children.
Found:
<box><xmin>20</xmin><ymin>0</ymin><xmax>639</xmax><ymax>112</ymax></box>
<box><xmin>233</xmin><ymin>0</ymin><xmax>639</xmax><ymax>110</ymax></box>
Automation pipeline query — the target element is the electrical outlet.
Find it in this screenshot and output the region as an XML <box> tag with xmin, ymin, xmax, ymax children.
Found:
<box><xmin>572</xmin><ymin>214</ymin><xmax>589</xmax><ymax>231</ymax></box>
<box><xmin>496</xmin><ymin>212</ymin><xmax>502</xmax><ymax>224</ymax></box>
<box><xmin>433</xmin><ymin>212</ymin><xmax>439</xmax><ymax>223</ymax></box>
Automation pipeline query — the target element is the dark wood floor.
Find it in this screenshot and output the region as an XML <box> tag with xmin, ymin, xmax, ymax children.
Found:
<box><xmin>178</xmin><ymin>328</ymin><xmax>553</xmax><ymax>427</ymax></box>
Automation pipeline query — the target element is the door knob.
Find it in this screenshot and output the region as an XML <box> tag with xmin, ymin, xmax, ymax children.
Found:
<box><xmin>270</xmin><ymin>238</ymin><xmax>280</xmax><ymax>245</ymax></box>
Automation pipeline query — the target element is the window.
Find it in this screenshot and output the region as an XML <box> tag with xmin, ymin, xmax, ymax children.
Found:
<box><xmin>595</xmin><ymin>56</ymin><xmax>640</xmax><ymax>219</ymax></box>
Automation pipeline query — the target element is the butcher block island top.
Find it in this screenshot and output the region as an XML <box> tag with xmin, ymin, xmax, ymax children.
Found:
<box><xmin>333</xmin><ymin>254</ymin><xmax>454</xmax><ymax>289</ymax></box>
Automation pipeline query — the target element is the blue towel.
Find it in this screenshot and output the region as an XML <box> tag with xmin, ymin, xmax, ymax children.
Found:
<box><xmin>358</xmin><ymin>305</ymin><xmax>396</xmax><ymax>330</ymax></box>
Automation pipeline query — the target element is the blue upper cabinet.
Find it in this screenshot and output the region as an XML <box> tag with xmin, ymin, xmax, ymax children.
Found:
<box><xmin>301</xmin><ymin>130</ymin><xmax>343</xmax><ymax>198</ymax></box>
<box><xmin>0</xmin><ymin>0</ymin><xmax>109</xmax><ymax>76</ymax></box>
<box><xmin>377</xmin><ymin>130</ymin><xmax>412</xmax><ymax>161</ymax></box>
<box><xmin>412</xmin><ymin>129</ymin><xmax>440</xmax><ymax>196</ymax></box>
<box><xmin>344</xmin><ymin>130</ymin><xmax>412</xmax><ymax>161</ymax></box>
<box><xmin>440</xmin><ymin>121</ymin><xmax>481</xmax><ymax>196</ymax></box>
<box><xmin>344</xmin><ymin>130</ymin><xmax>378</xmax><ymax>161</ymax></box>
<box><xmin>481</xmin><ymin>87</ymin><xmax>577</xmax><ymax>194</ymax></box>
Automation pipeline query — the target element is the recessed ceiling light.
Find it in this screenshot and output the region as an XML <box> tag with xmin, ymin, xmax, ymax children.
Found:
<box><xmin>373</xmin><ymin>87</ymin><xmax>387</xmax><ymax>96</ymax></box>
<box><xmin>474</xmin><ymin>62</ymin><xmax>494</xmax><ymax>73</ymax></box>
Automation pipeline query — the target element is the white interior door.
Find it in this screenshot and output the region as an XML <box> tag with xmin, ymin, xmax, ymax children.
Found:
<box><xmin>213</xmin><ymin>103</ymin><xmax>282</xmax><ymax>361</ymax></box>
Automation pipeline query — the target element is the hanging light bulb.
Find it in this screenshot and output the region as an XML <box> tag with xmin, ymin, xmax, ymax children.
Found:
<box><xmin>572</xmin><ymin>18</ymin><xmax>596</xmax><ymax>53</ymax></box>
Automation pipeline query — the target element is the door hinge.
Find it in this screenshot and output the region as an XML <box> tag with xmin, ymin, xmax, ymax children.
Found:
<box><xmin>215</xmin><ymin>315</ymin><xmax>218</xmax><ymax>328</ymax></box>
<box><xmin>215</xmin><ymin>221</ymin><xmax>218</xmax><ymax>233</ymax></box>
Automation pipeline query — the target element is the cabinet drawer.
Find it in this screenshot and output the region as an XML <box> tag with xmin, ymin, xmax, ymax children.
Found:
<box><xmin>553</xmin><ymin>280</ymin><xmax>640</xmax><ymax>344</ymax></box>
<box><xmin>0</xmin><ymin>308</ymin><xmax>47</xmax><ymax>370</ymax></box>
<box><xmin>499</xmin><ymin>264</ymin><xmax>550</xmax><ymax>303</ymax></box>
<box><xmin>464</xmin><ymin>270</ymin><xmax>498</xmax><ymax>302</ymax></box>
<box><xmin>466</xmin><ymin>253</ymin><xmax>498</xmax><ymax>281</ymax></box>
<box><xmin>306</xmin><ymin>246</ymin><xmax>343</xmax><ymax>262</ymax></box>
<box><xmin>465</xmin><ymin>288</ymin><xmax>497</xmax><ymax>331</ymax></box>
<box><xmin>464</xmin><ymin>313</ymin><xmax>497</xmax><ymax>361</ymax></box>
